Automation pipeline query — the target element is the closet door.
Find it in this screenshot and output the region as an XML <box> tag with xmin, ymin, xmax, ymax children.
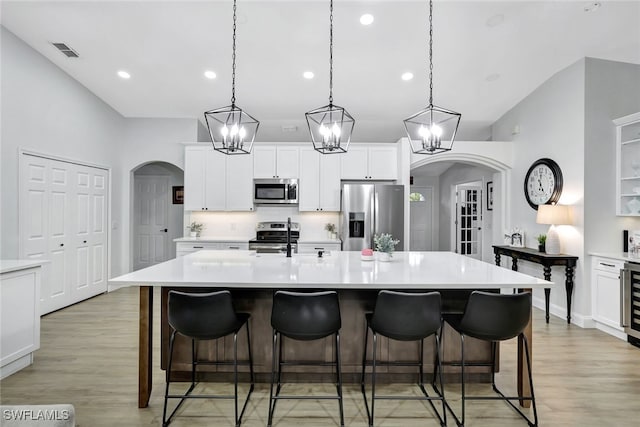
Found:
<box><xmin>20</xmin><ymin>153</ymin><xmax>109</xmax><ymax>314</ymax></box>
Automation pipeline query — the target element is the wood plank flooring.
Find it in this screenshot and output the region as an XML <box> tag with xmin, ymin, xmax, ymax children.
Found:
<box><xmin>1</xmin><ymin>286</ymin><xmax>639</xmax><ymax>426</ymax></box>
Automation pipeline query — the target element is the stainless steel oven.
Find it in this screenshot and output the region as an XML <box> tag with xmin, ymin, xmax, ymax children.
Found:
<box><xmin>254</xmin><ymin>179</ymin><xmax>298</xmax><ymax>205</ymax></box>
<box><xmin>621</xmin><ymin>261</ymin><xmax>640</xmax><ymax>347</ymax></box>
<box><xmin>248</xmin><ymin>221</ymin><xmax>300</xmax><ymax>254</ymax></box>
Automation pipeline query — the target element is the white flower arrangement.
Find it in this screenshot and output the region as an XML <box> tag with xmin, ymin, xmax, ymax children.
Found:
<box><xmin>187</xmin><ymin>222</ymin><xmax>204</xmax><ymax>233</ymax></box>
<box><xmin>374</xmin><ymin>233</ymin><xmax>400</xmax><ymax>254</ymax></box>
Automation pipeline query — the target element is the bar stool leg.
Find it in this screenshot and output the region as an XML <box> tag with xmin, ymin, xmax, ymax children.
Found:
<box><xmin>360</xmin><ymin>320</ymin><xmax>371</xmax><ymax>423</ymax></box>
<box><xmin>370</xmin><ymin>332</ymin><xmax>377</xmax><ymax>427</ymax></box>
<box><xmin>335</xmin><ymin>332</ymin><xmax>345</xmax><ymax>427</ymax></box>
<box><xmin>233</xmin><ymin>331</ymin><xmax>239</xmax><ymax>427</ymax></box>
<box><xmin>461</xmin><ymin>333</ymin><xmax>466</xmax><ymax>427</ymax></box>
<box><xmin>267</xmin><ymin>331</ymin><xmax>278</xmax><ymax>427</ymax></box>
<box><xmin>162</xmin><ymin>331</ymin><xmax>176</xmax><ymax>427</ymax></box>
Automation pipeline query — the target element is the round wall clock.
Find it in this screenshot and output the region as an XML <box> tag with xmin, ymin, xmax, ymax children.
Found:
<box><xmin>524</xmin><ymin>158</ymin><xmax>563</xmax><ymax>210</ymax></box>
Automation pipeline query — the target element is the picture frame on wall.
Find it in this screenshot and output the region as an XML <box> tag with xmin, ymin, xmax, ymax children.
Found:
<box><xmin>172</xmin><ymin>186</ymin><xmax>184</xmax><ymax>204</ymax></box>
<box><xmin>487</xmin><ymin>181</ymin><xmax>494</xmax><ymax>211</ymax></box>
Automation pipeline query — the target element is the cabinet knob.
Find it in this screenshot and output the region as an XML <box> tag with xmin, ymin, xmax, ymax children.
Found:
<box><xmin>60</xmin><ymin>243</ymin><xmax>64</xmax><ymax>247</ymax></box>
<box><xmin>83</xmin><ymin>240</ymin><xmax>87</xmax><ymax>244</ymax></box>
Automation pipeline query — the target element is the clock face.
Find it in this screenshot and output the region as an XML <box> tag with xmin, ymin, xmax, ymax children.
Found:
<box><xmin>524</xmin><ymin>158</ymin><xmax>563</xmax><ymax>210</ymax></box>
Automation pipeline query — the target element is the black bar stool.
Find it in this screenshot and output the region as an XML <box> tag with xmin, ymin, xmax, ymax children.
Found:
<box><xmin>163</xmin><ymin>290</ymin><xmax>254</xmax><ymax>427</ymax></box>
<box><xmin>437</xmin><ymin>291</ymin><xmax>538</xmax><ymax>427</ymax></box>
<box><xmin>360</xmin><ymin>290</ymin><xmax>446</xmax><ymax>426</ymax></box>
<box><xmin>268</xmin><ymin>290</ymin><xmax>344</xmax><ymax>427</ymax></box>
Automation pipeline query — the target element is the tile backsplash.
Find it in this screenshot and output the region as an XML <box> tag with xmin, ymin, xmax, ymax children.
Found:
<box><xmin>189</xmin><ymin>206</ymin><xmax>340</xmax><ymax>240</ymax></box>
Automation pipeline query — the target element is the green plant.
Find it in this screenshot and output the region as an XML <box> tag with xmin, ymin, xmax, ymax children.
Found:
<box><xmin>537</xmin><ymin>234</ymin><xmax>547</xmax><ymax>244</ymax></box>
<box><xmin>325</xmin><ymin>223</ymin><xmax>336</xmax><ymax>233</ymax></box>
<box><xmin>374</xmin><ymin>233</ymin><xmax>400</xmax><ymax>254</ymax></box>
<box><xmin>187</xmin><ymin>222</ymin><xmax>204</xmax><ymax>233</ymax></box>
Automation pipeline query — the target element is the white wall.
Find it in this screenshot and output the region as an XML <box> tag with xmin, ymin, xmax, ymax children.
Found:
<box><xmin>0</xmin><ymin>27</ymin><xmax>125</xmax><ymax>274</ymax></box>
<box><xmin>411</xmin><ymin>175</ymin><xmax>440</xmax><ymax>250</ymax></box>
<box><xmin>584</xmin><ymin>58</ymin><xmax>640</xmax><ymax>254</ymax></box>
<box><xmin>492</xmin><ymin>59</ymin><xmax>586</xmax><ymax>324</ymax></box>
<box><xmin>118</xmin><ymin>118</ymin><xmax>198</xmax><ymax>274</ymax></box>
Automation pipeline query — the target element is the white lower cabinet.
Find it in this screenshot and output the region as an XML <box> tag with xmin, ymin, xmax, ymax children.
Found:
<box><xmin>176</xmin><ymin>241</ymin><xmax>249</xmax><ymax>257</ymax></box>
<box><xmin>298</xmin><ymin>242</ymin><xmax>342</xmax><ymax>254</ymax></box>
<box><xmin>591</xmin><ymin>256</ymin><xmax>626</xmax><ymax>340</ymax></box>
<box><xmin>1</xmin><ymin>262</ymin><xmax>42</xmax><ymax>379</ymax></box>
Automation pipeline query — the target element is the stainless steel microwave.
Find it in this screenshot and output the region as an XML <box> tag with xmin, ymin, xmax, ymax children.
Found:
<box><xmin>254</xmin><ymin>179</ymin><xmax>298</xmax><ymax>205</ymax></box>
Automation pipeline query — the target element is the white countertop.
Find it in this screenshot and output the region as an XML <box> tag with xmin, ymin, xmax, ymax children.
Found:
<box><xmin>1</xmin><ymin>259</ymin><xmax>49</xmax><ymax>274</ymax></box>
<box><xmin>109</xmin><ymin>250</ymin><xmax>551</xmax><ymax>291</ymax></box>
<box><xmin>174</xmin><ymin>237</ymin><xmax>252</xmax><ymax>243</ymax></box>
<box><xmin>590</xmin><ymin>252</ymin><xmax>640</xmax><ymax>263</ymax></box>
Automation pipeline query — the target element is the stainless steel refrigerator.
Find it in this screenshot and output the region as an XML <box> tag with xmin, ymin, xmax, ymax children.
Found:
<box><xmin>341</xmin><ymin>183</ymin><xmax>405</xmax><ymax>251</ymax></box>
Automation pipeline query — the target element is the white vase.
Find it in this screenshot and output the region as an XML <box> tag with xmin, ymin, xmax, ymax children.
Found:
<box><xmin>378</xmin><ymin>252</ymin><xmax>391</xmax><ymax>262</ymax></box>
<box><xmin>190</xmin><ymin>232</ymin><xmax>197</xmax><ymax>238</ymax></box>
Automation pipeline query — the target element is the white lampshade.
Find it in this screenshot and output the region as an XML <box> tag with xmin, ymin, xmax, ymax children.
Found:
<box><xmin>536</xmin><ymin>204</ymin><xmax>572</xmax><ymax>255</ymax></box>
<box><xmin>536</xmin><ymin>204</ymin><xmax>572</xmax><ymax>226</ymax></box>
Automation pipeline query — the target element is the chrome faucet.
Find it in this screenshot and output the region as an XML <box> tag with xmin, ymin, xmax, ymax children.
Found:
<box><xmin>286</xmin><ymin>217</ymin><xmax>292</xmax><ymax>258</ymax></box>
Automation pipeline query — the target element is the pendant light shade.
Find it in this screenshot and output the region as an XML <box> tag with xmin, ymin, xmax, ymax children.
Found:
<box><xmin>404</xmin><ymin>0</ymin><xmax>460</xmax><ymax>155</ymax></box>
<box><xmin>204</xmin><ymin>0</ymin><xmax>258</xmax><ymax>155</ymax></box>
<box><xmin>305</xmin><ymin>0</ymin><xmax>354</xmax><ymax>154</ymax></box>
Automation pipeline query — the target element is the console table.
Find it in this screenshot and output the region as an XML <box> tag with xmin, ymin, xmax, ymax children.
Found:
<box><xmin>492</xmin><ymin>245</ymin><xmax>578</xmax><ymax>324</ymax></box>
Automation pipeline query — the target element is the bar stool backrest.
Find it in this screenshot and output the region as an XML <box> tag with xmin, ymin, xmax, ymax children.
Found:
<box><xmin>459</xmin><ymin>291</ymin><xmax>531</xmax><ymax>341</ymax></box>
<box><xmin>271</xmin><ymin>290</ymin><xmax>341</xmax><ymax>340</ymax></box>
<box><xmin>168</xmin><ymin>290</ymin><xmax>242</xmax><ymax>340</ymax></box>
<box><xmin>371</xmin><ymin>290</ymin><xmax>442</xmax><ymax>341</ymax></box>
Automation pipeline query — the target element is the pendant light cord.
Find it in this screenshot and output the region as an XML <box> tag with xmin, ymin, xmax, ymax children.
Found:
<box><xmin>428</xmin><ymin>0</ymin><xmax>434</xmax><ymax>107</ymax></box>
<box><xmin>329</xmin><ymin>0</ymin><xmax>334</xmax><ymax>105</ymax></box>
<box><xmin>231</xmin><ymin>0</ymin><xmax>237</xmax><ymax>105</ymax></box>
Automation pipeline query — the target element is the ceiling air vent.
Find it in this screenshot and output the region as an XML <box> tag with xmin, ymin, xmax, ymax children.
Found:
<box><xmin>52</xmin><ymin>42</ymin><xmax>79</xmax><ymax>58</ymax></box>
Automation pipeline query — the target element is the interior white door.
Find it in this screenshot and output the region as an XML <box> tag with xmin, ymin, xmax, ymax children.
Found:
<box><xmin>455</xmin><ymin>185</ymin><xmax>483</xmax><ymax>259</ymax></box>
<box><xmin>133</xmin><ymin>175</ymin><xmax>170</xmax><ymax>271</ymax></box>
<box><xmin>19</xmin><ymin>153</ymin><xmax>109</xmax><ymax>314</ymax></box>
<box><xmin>410</xmin><ymin>186</ymin><xmax>434</xmax><ymax>251</ymax></box>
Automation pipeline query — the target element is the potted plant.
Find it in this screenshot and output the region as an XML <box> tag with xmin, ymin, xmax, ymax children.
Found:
<box><xmin>187</xmin><ymin>221</ymin><xmax>204</xmax><ymax>238</ymax></box>
<box><xmin>374</xmin><ymin>233</ymin><xmax>400</xmax><ymax>262</ymax></box>
<box><xmin>537</xmin><ymin>234</ymin><xmax>547</xmax><ymax>253</ymax></box>
<box><xmin>325</xmin><ymin>223</ymin><xmax>337</xmax><ymax>239</ymax></box>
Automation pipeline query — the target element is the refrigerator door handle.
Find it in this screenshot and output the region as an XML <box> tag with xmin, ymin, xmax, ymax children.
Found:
<box><xmin>371</xmin><ymin>192</ymin><xmax>377</xmax><ymax>249</ymax></box>
<box><xmin>621</xmin><ymin>268</ymin><xmax>630</xmax><ymax>328</ymax></box>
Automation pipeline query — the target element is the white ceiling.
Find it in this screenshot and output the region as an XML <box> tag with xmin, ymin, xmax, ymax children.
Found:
<box><xmin>2</xmin><ymin>0</ymin><xmax>639</xmax><ymax>143</ymax></box>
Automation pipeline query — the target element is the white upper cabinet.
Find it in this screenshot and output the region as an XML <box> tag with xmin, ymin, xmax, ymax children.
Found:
<box><xmin>184</xmin><ymin>145</ymin><xmax>253</xmax><ymax>212</ymax></box>
<box><xmin>340</xmin><ymin>144</ymin><xmax>398</xmax><ymax>180</ymax></box>
<box><xmin>253</xmin><ymin>145</ymin><xmax>299</xmax><ymax>179</ymax></box>
<box><xmin>615</xmin><ymin>112</ymin><xmax>640</xmax><ymax>216</ymax></box>
<box><xmin>299</xmin><ymin>148</ymin><xmax>341</xmax><ymax>211</ymax></box>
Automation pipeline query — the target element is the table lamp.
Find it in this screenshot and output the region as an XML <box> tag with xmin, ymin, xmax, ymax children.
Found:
<box><xmin>536</xmin><ymin>204</ymin><xmax>572</xmax><ymax>255</ymax></box>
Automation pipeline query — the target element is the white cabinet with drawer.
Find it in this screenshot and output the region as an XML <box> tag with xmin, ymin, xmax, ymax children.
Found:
<box><xmin>298</xmin><ymin>242</ymin><xmax>342</xmax><ymax>254</ymax></box>
<box><xmin>591</xmin><ymin>256</ymin><xmax>626</xmax><ymax>340</ymax></box>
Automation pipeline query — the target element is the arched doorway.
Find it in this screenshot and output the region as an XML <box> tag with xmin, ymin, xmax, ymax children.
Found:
<box><xmin>410</xmin><ymin>152</ymin><xmax>511</xmax><ymax>262</ymax></box>
<box><xmin>130</xmin><ymin>161</ymin><xmax>184</xmax><ymax>271</ymax></box>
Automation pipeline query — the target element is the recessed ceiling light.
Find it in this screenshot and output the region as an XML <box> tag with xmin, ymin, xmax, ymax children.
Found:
<box><xmin>485</xmin><ymin>73</ymin><xmax>501</xmax><ymax>82</ymax></box>
<box><xmin>401</xmin><ymin>72</ymin><xmax>414</xmax><ymax>81</ymax></box>
<box><xmin>486</xmin><ymin>14</ymin><xmax>504</xmax><ymax>27</ymax></box>
<box><xmin>204</xmin><ymin>70</ymin><xmax>217</xmax><ymax>79</ymax></box>
<box><xmin>117</xmin><ymin>70</ymin><xmax>131</xmax><ymax>79</ymax></box>
<box><xmin>584</xmin><ymin>2</ymin><xmax>601</xmax><ymax>12</ymax></box>
<box><xmin>303</xmin><ymin>71</ymin><xmax>315</xmax><ymax>79</ymax></box>
<box><xmin>360</xmin><ymin>14</ymin><xmax>374</xmax><ymax>26</ymax></box>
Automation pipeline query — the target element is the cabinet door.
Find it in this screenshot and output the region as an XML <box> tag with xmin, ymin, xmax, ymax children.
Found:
<box><xmin>319</xmin><ymin>154</ymin><xmax>341</xmax><ymax>211</ymax></box>
<box><xmin>184</xmin><ymin>147</ymin><xmax>207</xmax><ymax>211</ymax></box>
<box><xmin>276</xmin><ymin>146</ymin><xmax>300</xmax><ymax>178</ymax></box>
<box><xmin>253</xmin><ymin>146</ymin><xmax>278</xmax><ymax>178</ymax></box>
<box><xmin>368</xmin><ymin>145</ymin><xmax>398</xmax><ymax>180</ymax></box>
<box><xmin>204</xmin><ymin>150</ymin><xmax>227</xmax><ymax>211</ymax></box>
<box><xmin>594</xmin><ymin>269</ymin><xmax>622</xmax><ymax>328</ymax></box>
<box><xmin>340</xmin><ymin>146</ymin><xmax>368</xmax><ymax>179</ymax></box>
<box><xmin>226</xmin><ymin>154</ymin><xmax>254</xmax><ymax>211</ymax></box>
<box><xmin>298</xmin><ymin>148</ymin><xmax>320</xmax><ymax>211</ymax></box>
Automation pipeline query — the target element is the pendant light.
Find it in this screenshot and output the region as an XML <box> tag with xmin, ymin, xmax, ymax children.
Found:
<box><xmin>305</xmin><ymin>0</ymin><xmax>355</xmax><ymax>154</ymax></box>
<box><xmin>204</xmin><ymin>0</ymin><xmax>259</xmax><ymax>155</ymax></box>
<box><xmin>403</xmin><ymin>0</ymin><xmax>461</xmax><ymax>155</ymax></box>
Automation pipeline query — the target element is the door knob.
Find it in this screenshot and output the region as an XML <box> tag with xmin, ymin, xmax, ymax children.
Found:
<box><xmin>161</xmin><ymin>229</ymin><xmax>168</xmax><ymax>232</ymax></box>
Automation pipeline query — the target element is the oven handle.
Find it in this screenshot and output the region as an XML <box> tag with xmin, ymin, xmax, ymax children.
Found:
<box><xmin>621</xmin><ymin>268</ymin><xmax>630</xmax><ymax>328</ymax></box>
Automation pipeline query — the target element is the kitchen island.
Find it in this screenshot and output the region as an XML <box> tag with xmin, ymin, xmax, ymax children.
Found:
<box><xmin>109</xmin><ymin>250</ymin><xmax>551</xmax><ymax>409</ymax></box>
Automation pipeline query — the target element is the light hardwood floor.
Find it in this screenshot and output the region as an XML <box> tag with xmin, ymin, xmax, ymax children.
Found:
<box><xmin>1</xmin><ymin>286</ymin><xmax>639</xmax><ymax>426</ymax></box>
